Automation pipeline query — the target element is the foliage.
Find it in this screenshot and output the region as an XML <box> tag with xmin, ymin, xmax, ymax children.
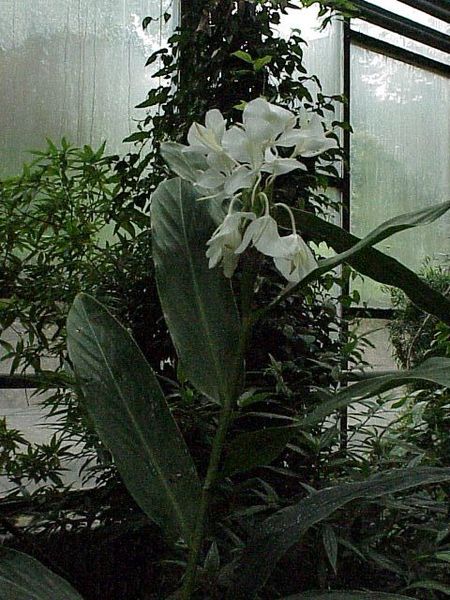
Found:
<box><xmin>386</xmin><ymin>259</ymin><xmax>450</xmax><ymax>468</ymax></box>
<box><xmin>1</xmin><ymin>2</ymin><xmax>450</xmax><ymax>600</ymax></box>
<box><xmin>0</xmin><ymin>139</ymin><xmax>166</xmax><ymax>493</ymax></box>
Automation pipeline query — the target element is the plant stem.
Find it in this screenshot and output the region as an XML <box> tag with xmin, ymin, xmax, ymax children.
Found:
<box><xmin>181</xmin><ymin>272</ymin><xmax>256</xmax><ymax>599</ymax></box>
<box><xmin>181</xmin><ymin>399</ymin><xmax>234</xmax><ymax>600</ymax></box>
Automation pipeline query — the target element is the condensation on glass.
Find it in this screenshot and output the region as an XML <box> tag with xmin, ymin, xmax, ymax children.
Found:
<box><xmin>0</xmin><ymin>0</ymin><xmax>175</xmax><ymax>176</ymax></box>
<box><xmin>357</xmin><ymin>0</ymin><xmax>450</xmax><ymax>36</ymax></box>
<box><xmin>350</xmin><ymin>47</ymin><xmax>450</xmax><ymax>307</ymax></box>
<box><xmin>276</xmin><ymin>4</ymin><xmax>344</xmax><ymax>104</ymax></box>
<box><xmin>351</xmin><ymin>19</ymin><xmax>450</xmax><ymax>66</ymax></box>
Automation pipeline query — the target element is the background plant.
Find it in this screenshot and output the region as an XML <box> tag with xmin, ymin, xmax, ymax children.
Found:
<box><xmin>1</xmin><ymin>2</ymin><xmax>450</xmax><ymax>600</ymax></box>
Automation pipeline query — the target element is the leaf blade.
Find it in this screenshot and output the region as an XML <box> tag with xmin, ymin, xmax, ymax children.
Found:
<box><xmin>0</xmin><ymin>548</ymin><xmax>84</xmax><ymax>600</ymax></box>
<box><xmin>229</xmin><ymin>467</ymin><xmax>450</xmax><ymax>598</ymax></box>
<box><xmin>67</xmin><ymin>293</ymin><xmax>201</xmax><ymax>545</ymax></box>
<box><xmin>151</xmin><ymin>178</ymin><xmax>243</xmax><ymax>404</ymax></box>
<box><xmin>290</xmin><ymin>208</ymin><xmax>450</xmax><ymax>326</ymax></box>
<box><xmin>302</xmin><ymin>357</ymin><xmax>450</xmax><ymax>428</ymax></box>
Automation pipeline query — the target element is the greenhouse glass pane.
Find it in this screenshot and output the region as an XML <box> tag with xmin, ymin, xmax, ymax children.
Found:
<box><xmin>0</xmin><ymin>0</ymin><xmax>176</xmax><ymax>176</ymax></box>
<box><xmin>359</xmin><ymin>0</ymin><xmax>450</xmax><ymax>36</ymax></box>
<box><xmin>351</xmin><ymin>19</ymin><xmax>450</xmax><ymax>66</ymax></box>
<box><xmin>350</xmin><ymin>46</ymin><xmax>450</xmax><ymax>307</ymax></box>
<box><xmin>276</xmin><ymin>4</ymin><xmax>343</xmax><ymax>101</ymax></box>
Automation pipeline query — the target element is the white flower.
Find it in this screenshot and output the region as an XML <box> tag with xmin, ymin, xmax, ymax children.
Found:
<box><xmin>206</xmin><ymin>210</ymin><xmax>256</xmax><ymax>278</ymax></box>
<box><xmin>242</xmin><ymin>97</ymin><xmax>296</xmax><ymax>145</ymax></box>
<box><xmin>262</xmin><ymin>147</ymin><xmax>307</xmax><ymax>176</ymax></box>
<box><xmin>273</xmin><ymin>233</ymin><xmax>318</xmax><ymax>283</ymax></box>
<box><xmin>235</xmin><ymin>213</ymin><xmax>283</xmax><ymax>257</ymax></box>
<box><xmin>186</xmin><ymin>108</ymin><xmax>226</xmax><ymax>154</ymax></box>
<box><xmin>277</xmin><ymin>112</ymin><xmax>336</xmax><ymax>158</ymax></box>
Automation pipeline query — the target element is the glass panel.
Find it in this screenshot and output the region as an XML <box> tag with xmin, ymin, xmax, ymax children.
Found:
<box><xmin>358</xmin><ymin>0</ymin><xmax>450</xmax><ymax>36</ymax></box>
<box><xmin>350</xmin><ymin>46</ymin><xmax>450</xmax><ymax>307</ymax></box>
<box><xmin>276</xmin><ymin>5</ymin><xmax>343</xmax><ymax>100</ymax></box>
<box><xmin>0</xmin><ymin>0</ymin><xmax>175</xmax><ymax>176</ymax></box>
<box><xmin>351</xmin><ymin>19</ymin><xmax>450</xmax><ymax>66</ymax></box>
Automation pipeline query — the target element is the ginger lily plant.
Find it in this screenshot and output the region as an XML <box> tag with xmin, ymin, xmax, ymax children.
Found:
<box><xmin>162</xmin><ymin>98</ymin><xmax>334</xmax><ymax>283</ymax></box>
<box><xmin>3</xmin><ymin>98</ymin><xmax>450</xmax><ymax>600</ymax></box>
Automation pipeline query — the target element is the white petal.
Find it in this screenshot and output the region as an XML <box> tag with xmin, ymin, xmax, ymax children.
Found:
<box><xmin>224</xmin><ymin>167</ymin><xmax>256</xmax><ymax>195</ymax></box>
<box><xmin>243</xmin><ymin>98</ymin><xmax>295</xmax><ymax>144</ymax></box>
<box><xmin>205</xmin><ymin>109</ymin><xmax>226</xmax><ymax>142</ymax></box>
<box><xmin>187</xmin><ymin>122</ymin><xmax>223</xmax><ymax>154</ymax></box>
<box><xmin>295</xmin><ymin>136</ymin><xmax>336</xmax><ymax>158</ymax></box>
<box><xmin>196</xmin><ymin>169</ymin><xmax>225</xmax><ymax>190</ymax></box>
<box><xmin>235</xmin><ymin>215</ymin><xmax>283</xmax><ymax>256</ymax></box>
<box><xmin>262</xmin><ymin>156</ymin><xmax>306</xmax><ymax>176</ymax></box>
<box><xmin>273</xmin><ymin>234</ymin><xmax>317</xmax><ymax>282</ymax></box>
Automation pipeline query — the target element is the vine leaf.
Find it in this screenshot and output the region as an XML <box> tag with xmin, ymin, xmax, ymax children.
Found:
<box><xmin>67</xmin><ymin>293</ymin><xmax>201</xmax><ymax>546</ymax></box>
<box><xmin>0</xmin><ymin>548</ymin><xmax>84</xmax><ymax>600</ymax></box>
<box><xmin>228</xmin><ymin>467</ymin><xmax>450</xmax><ymax>598</ymax></box>
<box><xmin>151</xmin><ymin>177</ymin><xmax>243</xmax><ymax>404</ymax></box>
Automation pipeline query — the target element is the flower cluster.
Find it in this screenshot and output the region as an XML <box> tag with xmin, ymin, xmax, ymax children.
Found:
<box><xmin>161</xmin><ymin>98</ymin><xmax>336</xmax><ymax>284</ymax></box>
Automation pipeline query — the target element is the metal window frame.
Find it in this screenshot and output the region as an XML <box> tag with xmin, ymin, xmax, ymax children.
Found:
<box><xmin>351</xmin><ymin>0</ymin><xmax>450</xmax><ymax>54</ymax></box>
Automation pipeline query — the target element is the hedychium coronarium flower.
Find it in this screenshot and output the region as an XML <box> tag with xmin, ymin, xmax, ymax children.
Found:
<box><xmin>160</xmin><ymin>97</ymin><xmax>335</xmax><ymax>283</ymax></box>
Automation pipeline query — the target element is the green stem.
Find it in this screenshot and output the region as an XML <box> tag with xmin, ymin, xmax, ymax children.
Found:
<box><xmin>181</xmin><ymin>399</ymin><xmax>234</xmax><ymax>600</ymax></box>
<box><xmin>181</xmin><ymin>269</ymin><xmax>256</xmax><ymax>599</ymax></box>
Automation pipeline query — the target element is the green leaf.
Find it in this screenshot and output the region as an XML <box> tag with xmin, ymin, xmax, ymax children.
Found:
<box><xmin>322</xmin><ymin>524</ymin><xmax>338</xmax><ymax>573</ymax></box>
<box><xmin>289</xmin><ymin>207</ymin><xmax>450</xmax><ymax>326</ymax></box>
<box><xmin>318</xmin><ymin>200</ymin><xmax>450</xmax><ymax>273</ymax></box>
<box><xmin>123</xmin><ymin>131</ymin><xmax>150</xmax><ymax>143</ymax></box>
<box><xmin>282</xmin><ymin>593</ymin><xmax>416</xmax><ymax>599</ymax></box>
<box><xmin>0</xmin><ymin>548</ymin><xmax>84</xmax><ymax>599</ymax></box>
<box><xmin>67</xmin><ymin>293</ymin><xmax>201</xmax><ymax>545</ymax></box>
<box><xmin>223</xmin><ymin>426</ymin><xmax>297</xmax><ymax>476</ymax></box>
<box><xmin>228</xmin><ymin>467</ymin><xmax>450</xmax><ymax>598</ymax></box>
<box><xmin>405</xmin><ymin>580</ymin><xmax>450</xmax><ymax>595</ymax></box>
<box><xmin>231</xmin><ymin>50</ymin><xmax>254</xmax><ymax>63</ymax></box>
<box><xmin>142</xmin><ymin>16</ymin><xmax>153</xmax><ymax>29</ymax></box>
<box><xmin>302</xmin><ymin>357</ymin><xmax>450</xmax><ymax>428</ymax></box>
<box><xmin>151</xmin><ymin>178</ymin><xmax>243</xmax><ymax>404</ymax></box>
<box><xmin>253</xmin><ymin>55</ymin><xmax>273</xmax><ymax>71</ymax></box>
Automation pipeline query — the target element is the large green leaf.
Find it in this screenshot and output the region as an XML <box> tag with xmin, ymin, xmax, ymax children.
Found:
<box><xmin>228</xmin><ymin>467</ymin><xmax>450</xmax><ymax>598</ymax></box>
<box><xmin>67</xmin><ymin>293</ymin><xmax>201</xmax><ymax>545</ymax></box>
<box><xmin>223</xmin><ymin>425</ymin><xmax>298</xmax><ymax>476</ymax></box>
<box><xmin>302</xmin><ymin>357</ymin><xmax>450</xmax><ymax>428</ymax></box>
<box><xmin>0</xmin><ymin>548</ymin><xmax>84</xmax><ymax>600</ymax></box>
<box><xmin>282</xmin><ymin>593</ymin><xmax>415</xmax><ymax>599</ymax></box>
<box><xmin>315</xmin><ymin>200</ymin><xmax>450</xmax><ymax>275</ymax></box>
<box><xmin>224</xmin><ymin>357</ymin><xmax>450</xmax><ymax>474</ymax></box>
<box><xmin>288</xmin><ymin>206</ymin><xmax>450</xmax><ymax>326</ymax></box>
<box><xmin>151</xmin><ymin>177</ymin><xmax>242</xmax><ymax>404</ymax></box>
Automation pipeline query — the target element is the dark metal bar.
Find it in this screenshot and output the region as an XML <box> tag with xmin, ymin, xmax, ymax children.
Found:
<box><xmin>399</xmin><ymin>0</ymin><xmax>450</xmax><ymax>24</ymax></box>
<box><xmin>339</xmin><ymin>18</ymin><xmax>353</xmax><ymax>452</ymax></box>
<box><xmin>351</xmin><ymin>30</ymin><xmax>450</xmax><ymax>77</ymax></box>
<box><xmin>344</xmin><ymin>307</ymin><xmax>395</xmax><ymax>320</ymax></box>
<box><xmin>351</xmin><ymin>0</ymin><xmax>450</xmax><ymax>54</ymax></box>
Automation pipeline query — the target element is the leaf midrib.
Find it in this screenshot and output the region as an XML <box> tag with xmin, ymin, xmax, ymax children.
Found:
<box><xmin>177</xmin><ymin>178</ymin><xmax>225</xmax><ymax>403</ymax></box>
<box><xmin>79</xmin><ymin>301</ymin><xmax>190</xmax><ymax>541</ymax></box>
